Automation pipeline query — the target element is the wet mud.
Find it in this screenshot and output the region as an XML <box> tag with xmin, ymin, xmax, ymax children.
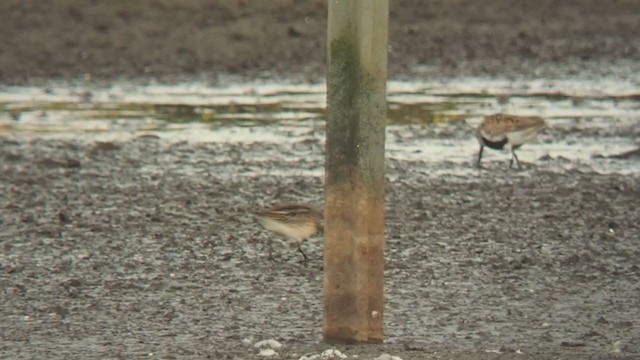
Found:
<box><xmin>1</xmin><ymin>123</ymin><xmax>639</xmax><ymax>359</ymax></box>
<box><xmin>2</xmin><ymin>1</ymin><xmax>640</xmax><ymax>359</ymax></box>
<box><xmin>1</xmin><ymin>0</ymin><xmax>640</xmax><ymax>84</ymax></box>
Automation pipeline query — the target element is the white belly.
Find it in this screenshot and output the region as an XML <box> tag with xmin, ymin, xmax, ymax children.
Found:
<box><xmin>258</xmin><ymin>217</ymin><xmax>316</xmax><ymax>243</ymax></box>
<box><xmin>506</xmin><ymin>126</ymin><xmax>543</xmax><ymax>146</ymax></box>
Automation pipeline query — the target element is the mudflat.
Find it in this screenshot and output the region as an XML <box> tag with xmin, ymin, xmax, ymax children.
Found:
<box><xmin>1</xmin><ymin>0</ymin><xmax>639</xmax><ymax>83</ymax></box>
<box><xmin>2</xmin><ymin>122</ymin><xmax>639</xmax><ymax>359</ymax></box>
<box><xmin>1</xmin><ymin>1</ymin><xmax>640</xmax><ymax>359</ymax></box>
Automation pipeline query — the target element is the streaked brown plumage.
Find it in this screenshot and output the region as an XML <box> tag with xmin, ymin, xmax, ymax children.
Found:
<box><xmin>253</xmin><ymin>203</ymin><xmax>323</xmax><ymax>261</ymax></box>
<box><xmin>476</xmin><ymin>113</ymin><xmax>546</xmax><ymax>168</ymax></box>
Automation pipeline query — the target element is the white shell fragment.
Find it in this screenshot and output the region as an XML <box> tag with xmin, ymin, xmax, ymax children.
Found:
<box><xmin>254</xmin><ymin>339</ymin><xmax>283</xmax><ymax>350</ymax></box>
<box><xmin>299</xmin><ymin>349</ymin><xmax>348</xmax><ymax>360</ymax></box>
<box><xmin>321</xmin><ymin>349</ymin><xmax>347</xmax><ymax>359</ymax></box>
<box><xmin>373</xmin><ymin>354</ymin><xmax>403</xmax><ymax>360</ymax></box>
<box><xmin>258</xmin><ymin>348</ymin><xmax>277</xmax><ymax>357</ymax></box>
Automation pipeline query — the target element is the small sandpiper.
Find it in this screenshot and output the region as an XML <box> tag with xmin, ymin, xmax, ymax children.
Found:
<box><xmin>253</xmin><ymin>203</ymin><xmax>323</xmax><ymax>261</ymax></box>
<box><xmin>475</xmin><ymin>113</ymin><xmax>546</xmax><ymax>168</ymax></box>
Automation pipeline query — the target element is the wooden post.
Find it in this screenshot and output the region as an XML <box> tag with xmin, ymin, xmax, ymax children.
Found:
<box><xmin>323</xmin><ymin>0</ymin><xmax>388</xmax><ymax>344</ymax></box>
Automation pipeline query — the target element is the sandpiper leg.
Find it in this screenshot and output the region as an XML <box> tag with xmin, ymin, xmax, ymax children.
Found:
<box><xmin>476</xmin><ymin>145</ymin><xmax>484</xmax><ymax>168</ymax></box>
<box><xmin>297</xmin><ymin>243</ymin><xmax>309</xmax><ymax>262</ymax></box>
<box><xmin>510</xmin><ymin>151</ymin><xmax>521</xmax><ymax>169</ymax></box>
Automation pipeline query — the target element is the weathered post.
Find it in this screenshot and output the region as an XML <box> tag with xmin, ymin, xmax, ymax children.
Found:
<box><xmin>324</xmin><ymin>0</ymin><xmax>388</xmax><ymax>344</ymax></box>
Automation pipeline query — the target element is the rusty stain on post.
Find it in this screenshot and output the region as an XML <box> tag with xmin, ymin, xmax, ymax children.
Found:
<box><xmin>324</xmin><ymin>0</ymin><xmax>388</xmax><ymax>344</ymax></box>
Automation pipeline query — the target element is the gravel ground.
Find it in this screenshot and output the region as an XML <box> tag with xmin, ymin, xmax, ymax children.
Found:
<box><xmin>1</xmin><ymin>122</ymin><xmax>639</xmax><ymax>359</ymax></box>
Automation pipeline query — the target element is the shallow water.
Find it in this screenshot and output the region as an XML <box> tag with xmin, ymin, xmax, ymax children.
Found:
<box><xmin>1</xmin><ymin>78</ymin><xmax>639</xmax><ymax>176</ymax></box>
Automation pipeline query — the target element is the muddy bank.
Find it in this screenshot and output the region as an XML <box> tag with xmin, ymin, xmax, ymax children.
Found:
<box><xmin>1</xmin><ymin>0</ymin><xmax>640</xmax><ymax>84</ymax></box>
<box><xmin>1</xmin><ymin>126</ymin><xmax>639</xmax><ymax>359</ymax></box>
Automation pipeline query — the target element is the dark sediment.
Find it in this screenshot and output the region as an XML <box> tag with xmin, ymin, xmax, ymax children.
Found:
<box><xmin>1</xmin><ymin>0</ymin><xmax>639</xmax><ymax>84</ymax></box>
